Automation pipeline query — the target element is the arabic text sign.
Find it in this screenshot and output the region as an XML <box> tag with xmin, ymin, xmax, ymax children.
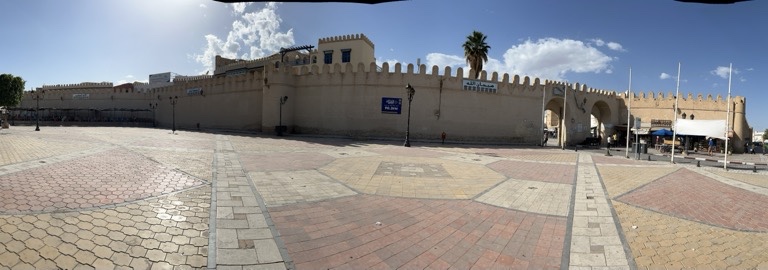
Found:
<box><xmin>72</xmin><ymin>94</ymin><xmax>90</xmax><ymax>100</ymax></box>
<box><xmin>186</xmin><ymin>88</ymin><xmax>202</xmax><ymax>96</ymax></box>
<box><xmin>381</xmin><ymin>97</ymin><xmax>402</xmax><ymax>114</ymax></box>
<box><xmin>462</xmin><ymin>79</ymin><xmax>497</xmax><ymax>93</ymax></box>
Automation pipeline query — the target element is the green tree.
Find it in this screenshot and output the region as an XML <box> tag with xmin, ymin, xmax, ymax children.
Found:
<box><xmin>763</xmin><ymin>128</ymin><xmax>768</xmax><ymax>141</ymax></box>
<box><xmin>462</xmin><ymin>31</ymin><xmax>491</xmax><ymax>79</ymax></box>
<box><xmin>0</xmin><ymin>74</ymin><xmax>25</xmax><ymax>107</ymax></box>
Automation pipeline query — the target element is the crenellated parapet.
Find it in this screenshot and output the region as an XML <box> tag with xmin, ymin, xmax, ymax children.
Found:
<box><xmin>318</xmin><ymin>33</ymin><xmax>374</xmax><ymax>49</ymax></box>
<box><xmin>41</xmin><ymin>82</ymin><xmax>113</xmax><ymax>90</ymax></box>
<box><xmin>174</xmin><ymin>75</ymin><xmax>213</xmax><ymax>82</ymax></box>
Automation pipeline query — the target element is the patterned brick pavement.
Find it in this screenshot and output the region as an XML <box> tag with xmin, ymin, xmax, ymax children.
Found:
<box><xmin>0</xmin><ymin>186</ymin><xmax>210</xmax><ymax>269</ymax></box>
<box><xmin>269</xmin><ymin>195</ymin><xmax>566</xmax><ymax>269</ymax></box>
<box><xmin>0</xmin><ymin>149</ymin><xmax>204</xmax><ymax>214</ymax></box>
<box><xmin>488</xmin><ymin>160</ymin><xmax>575</xmax><ymax>184</ymax></box>
<box><xmin>3</xmin><ymin>126</ymin><xmax>768</xmax><ymax>269</ymax></box>
<box><xmin>617</xmin><ymin>168</ymin><xmax>768</xmax><ymax>232</ymax></box>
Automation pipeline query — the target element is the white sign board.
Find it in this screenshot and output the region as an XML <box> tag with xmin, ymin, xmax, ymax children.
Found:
<box><xmin>72</xmin><ymin>94</ymin><xmax>90</xmax><ymax>100</ymax></box>
<box><xmin>149</xmin><ymin>72</ymin><xmax>172</xmax><ymax>84</ymax></box>
<box><xmin>462</xmin><ymin>79</ymin><xmax>497</xmax><ymax>93</ymax></box>
<box><xmin>186</xmin><ymin>88</ymin><xmax>202</xmax><ymax>96</ymax></box>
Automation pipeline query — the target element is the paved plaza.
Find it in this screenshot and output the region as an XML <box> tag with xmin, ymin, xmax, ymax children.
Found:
<box><xmin>1</xmin><ymin>127</ymin><xmax>767</xmax><ymax>269</ymax></box>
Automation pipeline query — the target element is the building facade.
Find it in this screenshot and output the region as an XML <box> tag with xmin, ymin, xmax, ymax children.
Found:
<box><xmin>11</xmin><ymin>33</ymin><xmax>754</xmax><ymax>153</ymax></box>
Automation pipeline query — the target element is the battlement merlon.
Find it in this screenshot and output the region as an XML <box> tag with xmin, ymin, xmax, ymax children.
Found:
<box><xmin>318</xmin><ymin>33</ymin><xmax>374</xmax><ymax>49</ymax></box>
<box><xmin>41</xmin><ymin>82</ymin><xmax>114</xmax><ymax>90</ymax></box>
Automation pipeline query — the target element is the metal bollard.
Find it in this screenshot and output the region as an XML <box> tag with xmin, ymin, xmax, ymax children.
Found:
<box><xmin>697</xmin><ymin>161</ymin><xmax>700</xmax><ymax>167</ymax></box>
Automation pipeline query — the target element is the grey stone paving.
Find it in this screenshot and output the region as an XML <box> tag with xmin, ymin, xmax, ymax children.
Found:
<box><xmin>569</xmin><ymin>153</ymin><xmax>632</xmax><ymax>270</ymax></box>
<box><xmin>212</xmin><ymin>135</ymin><xmax>288</xmax><ymax>269</ymax></box>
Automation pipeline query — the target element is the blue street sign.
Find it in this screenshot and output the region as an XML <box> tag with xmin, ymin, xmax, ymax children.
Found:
<box><xmin>381</xmin><ymin>97</ymin><xmax>402</xmax><ymax>114</ymax></box>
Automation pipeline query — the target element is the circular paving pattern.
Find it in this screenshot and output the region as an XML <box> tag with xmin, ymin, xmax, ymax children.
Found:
<box><xmin>0</xmin><ymin>149</ymin><xmax>205</xmax><ymax>214</ymax></box>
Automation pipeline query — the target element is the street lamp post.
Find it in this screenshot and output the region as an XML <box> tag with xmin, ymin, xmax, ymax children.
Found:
<box><xmin>34</xmin><ymin>91</ymin><xmax>43</xmax><ymax>131</ymax></box>
<box><xmin>169</xmin><ymin>96</ymin><xmax>178</xmax><ymax>134</ymax></box>
<box><xmin>278</xmin><ymin>96</ymin><xmax>288</xmax><ymax>136</ymax></box>
<box><xmin>404</xmin><ymin>84</ymin><xmax>415</xmax><ymax>147</ymax></box>
<box><xmin>149</xmin><ymin>103</ymin><xmax>157</xmax><ymax>127</ymax></box>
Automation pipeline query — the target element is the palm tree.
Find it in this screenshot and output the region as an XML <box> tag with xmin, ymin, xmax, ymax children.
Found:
<box><xmin>463</xmin><ymin>31</ymin><xmax>491</xmax><ymax>79</ymax></box>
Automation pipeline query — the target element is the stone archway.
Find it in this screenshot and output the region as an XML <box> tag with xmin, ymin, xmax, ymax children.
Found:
<box><xmin>590</xmin><ymin>100</ymin><xmax>612</xmax><ymax>144</ymax></box>
<box><xmin>545</xmin><ymin>98</ymin><xmax>566</xmax><ymax>147</ymax></box>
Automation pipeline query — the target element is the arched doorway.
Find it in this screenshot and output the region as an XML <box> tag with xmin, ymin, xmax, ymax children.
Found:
<box><xmin>545</xmin><ymin>98</ymin><xmax>566</xmax><ymax>147</ymax></box>
<box><xmin>590</xmin><ymin>101</ymin><xmax>612</xmax><ymax>145</ymax></box>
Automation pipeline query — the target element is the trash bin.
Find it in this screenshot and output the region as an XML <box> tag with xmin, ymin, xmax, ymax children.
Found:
<box><xmin>632</xmin><ymin>143</ymin><xmax>648</xmax><ymax>154</ymax></box>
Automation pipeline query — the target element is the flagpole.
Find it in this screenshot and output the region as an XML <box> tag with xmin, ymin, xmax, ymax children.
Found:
<box><xmin>724</xmin><ymin>63</ymin><xmax>732</xmax><ymax>170</ymax></box>
<box><xmin>541</xmin><ymin>82</ymin><xmax>547</xmax><ymax>147</ymax></box>
<box><xmin>625</xmin><ymin>68</ymin><xmax>632</xmax><ymax>158</ymax></box>
<box><xmin>562</xmin><ymin>81</ymin><xmax>568</xmax><ymax>150</ymax></box>
<box><xmin>671</xmin><ymin>62</ymin><xmax>681</xmax><ymax>163</ymax></box>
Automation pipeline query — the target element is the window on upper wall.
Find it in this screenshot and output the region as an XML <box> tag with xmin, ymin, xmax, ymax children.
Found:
<box><xmin>341</xmin><ymin>49</ymin><xmax>351</xmax><ymax>63</ymax></box>
<box><xmin>312</xmin><ymin>56</ymin><xmax>317</xmax><ymax>63</ymax></box>
<box><xmin>324</xmin><ymin>51</ymin><xmax>333</xmax><ymax>64</ymax></box>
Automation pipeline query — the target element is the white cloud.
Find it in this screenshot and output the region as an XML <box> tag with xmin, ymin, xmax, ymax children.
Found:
<box><xmin>232</xmin><ymin>3</ymin><xmax>248</xmax><ymax>14</ymax></box>
<box><xmin>590</xmin><ymin>39</ymin><xmax>624</xmax><ymax>51</ymax></box>
<box><xmin>660</xmin><ymin>73</ymin><xmax>672</xmax><ymax>79</ymax></box>
<box><xmin>375</xmin><ymin>58</ymin><xmax>401</xmax><ymax>72</ymax></box>
<box><xmin>425</xmin><ymin>53</ymin><xmax>465</xmax><ymax>69</ymax></box>
<box><xmin>711</xmin><ymin>66</ymin><xmax>739</xmax><ymax>79</ymax></box>
<box><xmin>426</xmin><ymin>38</ymin><xmax>617</xmax><ymax>81</ymax></box>
<box><xmin>193</xmin><ymin>2</ymin><xmax>294</xmax><ymax>73</ymax></box>
<box><xmin>199</xmin><ymin>3</ymin><xmax>207</xmax><ymax>8</ymax></box>
<box><xmin>606</xmin><ymin>42</ymin><xmax>624</xmax><ymax>51</ymax></box>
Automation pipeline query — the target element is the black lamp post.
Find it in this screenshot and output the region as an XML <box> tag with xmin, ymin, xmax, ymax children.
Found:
<box><xmin>169</xmin><ymin>96</ymin><xmax>178</xmax><ymax>133</ymax></box>
<box><xmin>33</xmin><ymin>91</ymin><xmax>43</xmax><ymax>131</ymax></box>
<box><xmin>149</xmin><ymin>102</ymin><xmax>157</xmax><ymax>127</ymax></box>
<box><xmin>404</xmin><ymin>83</ymin><xmax>415</xmax><ymax>147</ymax></box>
<box><xmin>278</xmin><ymin>96</ymin><xmax>288</xmax><ymax>136</ymax></box>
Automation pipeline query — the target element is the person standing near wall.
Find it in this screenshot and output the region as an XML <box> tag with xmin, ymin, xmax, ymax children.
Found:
<box><xmin>708</xmin><ymin>137</ymin><xmax>715</xmax><ymax>156</ymax></box>
<box><xmin>607</xmin><ymin>135</ymin><xmax>613</xmax><ymax>150</ymax></box>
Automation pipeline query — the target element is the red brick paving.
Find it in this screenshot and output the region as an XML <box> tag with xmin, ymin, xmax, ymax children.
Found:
<box><xmin>0</xmin><ymin>149</ymin><xmax>204</xmax><ymax>214</ymax></box>
<box><xmin>617</xmin><ymin>168</ymin><xmax>768</xmax><ymax>232</ymax></box>
<box><xmin>269</xmin><ymin>195</ymin><xmax>565</xmax><ymax>269</ymax></box>
<box><xmin>239</xmin><ymin>152</ymin><xmax>336</xmax><ymax>172</ymax></box>
<box><xmin>487</xmin><ymin>160</ymin><xmax>575</xmax><ymax>184</ymax></box>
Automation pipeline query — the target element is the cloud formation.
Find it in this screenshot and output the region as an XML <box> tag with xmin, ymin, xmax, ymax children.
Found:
<box><xmin>193</xmin><ymin>3</ymin><xmax>294</xmax><ymax>73</ymax></box>
<box><xmin>660</xmin><ymin>73</ymin><xmax>672</xmax><ymax>79</ymax></box>
<box><xmin>711</xmin><ymin>66</ymin><xmax>739</xmax><ymax>79</ymax></box>
<box><xmin>426</xmin><ymin>38</ymin><xmax>618</xmax><ymax>81</ymax></box>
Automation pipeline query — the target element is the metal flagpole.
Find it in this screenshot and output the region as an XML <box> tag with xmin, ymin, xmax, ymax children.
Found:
<box><xmin>671</xmin><ymin>62</ymin><xmax>681</xmax><ymax>163</ymax></box>
<box><xmin>562</xmin><ymin>81</ymin><xmax>568</xmax><ymax>150</ymax></box>
<box><xmin>541</xmin><ymin>82</ymin><xmax>547</xmax><ymax>147</ymax></box>
<box><xmin>625</xmin><ymin>68</ymin><xmax>632</xmax><ymax>158</ymax></box>
<box><xmin>724</xmin><ymin>63</ymin><xmax>732</xmax><ymax>170</ymax></box>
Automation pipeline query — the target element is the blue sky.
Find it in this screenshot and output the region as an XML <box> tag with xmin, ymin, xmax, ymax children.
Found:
<box><xmin>1</xmin><ymin>0</ymin><xmax>766</xmax><ymax>131</ymax></box>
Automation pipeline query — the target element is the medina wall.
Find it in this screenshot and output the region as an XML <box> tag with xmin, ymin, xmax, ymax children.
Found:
<box><xmin>262</xmin><ymin>62</ymin><xmax>553</xmax><ymax>143</ymax></box>
<box><xmin>14</xmin><ymin>61</ymin><xmax>751</xmax><ymax>151</ymax></box>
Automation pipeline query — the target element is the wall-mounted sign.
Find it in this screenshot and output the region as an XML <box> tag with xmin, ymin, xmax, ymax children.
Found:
<box><xmin>462</xmin><ymin>79</ymin><xmax>497</xmax><ymax>93</ymax></box>
<box><xmin>72</xmin><ymin>94</ymin><xmax>89</xmax><ymax>100</ymax></box>
<box><xmin>552</xmin><ymin>85</ymin><xmax>565</xmax><ymax>96</ymax></box>
<box><xmin>226</xmin><ymin>69</ymin><xmax>247</xmax><ymax>76</ymax></box>
<box><xmin>186</xmin><ymin>88</ymin><xmax>202</xmax><ymax>96</ymax></box>
<box><xmin>381</xmin><ymin>97</ymin><xmax>402</xmax><ymax>114</ymax></box>
<box><xmin>149</xmin><ymin>72</ymin><xmax>172</xmax><ymax>84</ymax></box>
